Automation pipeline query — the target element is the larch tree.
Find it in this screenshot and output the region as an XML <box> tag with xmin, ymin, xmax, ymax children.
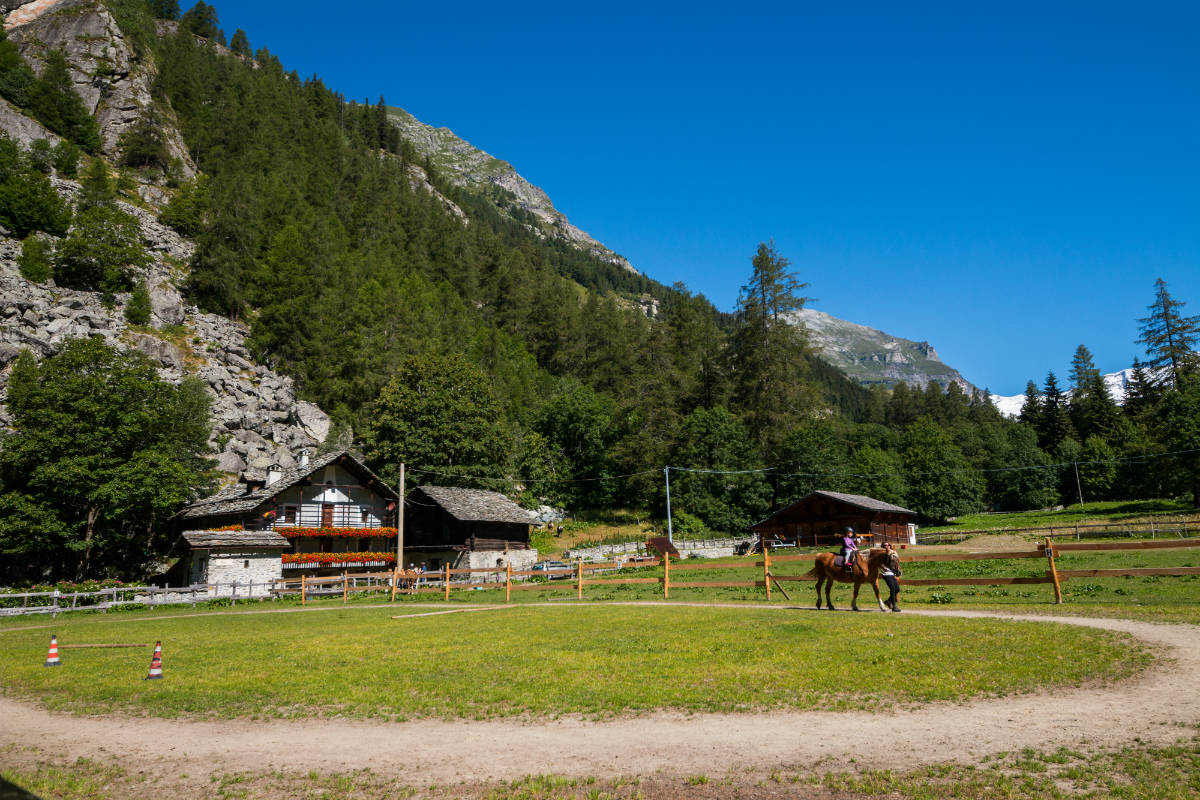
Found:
<box><xmin>1137</xmin><ymin>277</ymin><xmax>1200</xmax><ymax>389</ymax></box>
<box><xmin>730</xmin><ymin>241</ymin><xmax>816</xmax><ymax>457</ymax></box>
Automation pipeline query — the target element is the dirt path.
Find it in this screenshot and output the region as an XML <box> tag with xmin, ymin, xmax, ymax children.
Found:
<box><xmin>1</xmin><ymin>607</ymin><xmax>1198</xmax><ymax>784</ymax></box>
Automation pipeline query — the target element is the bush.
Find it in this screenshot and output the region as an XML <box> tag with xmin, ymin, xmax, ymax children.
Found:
<box><xmin>17</xmin><ymin>234</ymin><xmax>52</xmax><ymax>283</ymax></box>
<box><xmin>52</xmin><ymin>139</ymin><xmax>79</xmax><ymax>177</ymax></box>
<box><xmin>54</xmin><ymin>205</ymin><xmax>148</xmax><ymax>293</ymax></box>
<box><xmin>125</xmin><ymin>281</ymin><xmax>152</xmax><ymax>325</ymax></box>
<box><xmin>0</xmin><ymin>168</ymin><xmax>71</xmax><ymax>237</ymax></box>
<box><xmin>27</xmin><ymin>139</ymin><xmax>53</xmax><ymax>173</ymax></box>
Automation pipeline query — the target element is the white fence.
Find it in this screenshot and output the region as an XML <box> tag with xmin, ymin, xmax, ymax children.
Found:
<box><xmin>0</xmin><ymin>581</ymin><xmax>274</xmax><ymax>617</ymax></box>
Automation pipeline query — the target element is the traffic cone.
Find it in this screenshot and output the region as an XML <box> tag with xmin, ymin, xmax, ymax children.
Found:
<box><xmin>144</xmin><ymin>641</ymin><xmax>163</xmax><ymax>680</ymax></box>
<box><xmin>43</xmin><ymin>635</ymin><xmax>61</xmax><ymax>667</ymax></box>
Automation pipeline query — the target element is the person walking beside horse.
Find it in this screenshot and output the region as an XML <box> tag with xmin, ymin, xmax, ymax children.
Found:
<box><xmin>879</xmin><ymin>540</ymin><xmax>902</xmax><ymax>612</ymax></box>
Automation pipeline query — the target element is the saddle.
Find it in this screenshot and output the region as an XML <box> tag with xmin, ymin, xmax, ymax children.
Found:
<box><xmin>833</xmin><ymin>553</ymin><xmax>857</xmax><ymax>571</ymax></box>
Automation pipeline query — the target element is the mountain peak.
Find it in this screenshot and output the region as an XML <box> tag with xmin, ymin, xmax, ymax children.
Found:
<box><xmin>387</xmin><ymin>107</ymin><xmax>637</xmax><ymax>275</ymax></box>
<box><xmin>790</xmin><ymin>308</ymin><xmax>971</xmax><ymax>391</ymax></box>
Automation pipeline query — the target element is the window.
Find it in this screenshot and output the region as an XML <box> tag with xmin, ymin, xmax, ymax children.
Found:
<box><xmin>360</xmin><ymin>508</ymin><xmax>369</xmax><ymax>524</ymax></box>
<box><xmin>284</xmin><ymin>506</ymin><xmax>297</xmax><ymax>524</ymax></box>
<box><xmin>243</xmin><ymin>560</ymin><xmax>249</xmax><ymax>569</ymax></box>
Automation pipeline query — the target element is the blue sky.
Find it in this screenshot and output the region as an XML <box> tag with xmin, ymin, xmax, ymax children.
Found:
<box><xmin>215</xmin><ymin>1</ymin><xmax>1199</xmax><ymax>396</ymax></box>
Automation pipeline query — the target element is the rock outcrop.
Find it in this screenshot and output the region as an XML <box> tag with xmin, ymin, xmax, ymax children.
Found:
<box><xmin>0</xmin><ymin>186</ymin><xmax>331</xmax><ymax>480</ymax></box>
<box><xmin>388</xmin><ymin>107</ymin><xmax>637</xmax><ymax>275</ymax></box>
<box><xmin>791</xmin><ymin>308</ymin><xmax>973</xmax><ymax>391</ymax></box>
<box><xmin>6</xmin><ymin>0</ymin><xmax>196</xmax><ymax>185</ymax></box>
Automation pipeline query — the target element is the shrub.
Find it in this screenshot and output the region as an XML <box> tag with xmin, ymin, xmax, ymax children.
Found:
<box><xmin>17</xmin><ymin>234</ymin><xmax>52</xmax><ymax>282</ymax></box>
<box><xmin>125</xmin><ymin>281</ymin><xmax>152</xmax><ymax>325</ymax></box>
<box><xmin>52</xmin><ymin>139</ymin><xmax>79</xmax><ymax>177</ymax></box>
<box><xmin>54</xmin><ymin>205</ymin><xmax>148</xmax><ymax>293</ymax></box>
<box><xmin>27</xmin><ymin>139</ymin><xmax>53</xmax><ymax>173</ymax></box>
<box><xmin>0</xmin><ymin>168</ymin><xmax>71</xmax><ymax>237</ymax></box>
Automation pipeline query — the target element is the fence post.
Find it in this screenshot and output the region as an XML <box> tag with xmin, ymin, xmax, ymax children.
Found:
<box><xmin>342</xmin><ymin>572</ymin><xmax>348</xmax><ymax>604</ymax></box>
<box><xmin>505</xmin><ymin>562</ymin><xmax>512</xmax><ymax>603</ymax></box>
<box><xmin>577</xmin><ymin>557</ymin><xmax>583</xmax><ymax>600</ymax></box>
<box><xmin>389</xmin><ymin>566</ymin><xmax>399</xmax><ymax>602</ymax></box>
<box><xmin>1045</xmin><ymin>537</ymin><xmax>1063</xmax><ymax>604</ymax></box>
<box><xmin>764</xmin><ymin>545</ymin><xmax>771</xmax><ymax>601</ymax></box>
<box><xmin>663</xmin><ymin>553</ymin><xmax>670</xmax><ymax>599</ymax></box>
<box><xmin>301</xmin><ymin>574</ymin><xmax>307</xmax><ymax>606</ymax></box>
<box><xmin>444</xmin><ymin>562</ymin><xmax>451</xmax><ymax>601</ymax></box>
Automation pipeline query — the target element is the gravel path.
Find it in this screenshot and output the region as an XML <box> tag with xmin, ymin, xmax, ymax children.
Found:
<box><xmin>1</xmin><ymin>606</ymin><xmax>1197</xmax><ymax>783</ymax></box>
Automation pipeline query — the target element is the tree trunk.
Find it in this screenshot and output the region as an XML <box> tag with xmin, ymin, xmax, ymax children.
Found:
<box><xmin>77</xmin><ymin>506</ymin><xmax>99</xmax><ymax>581</ymax></box>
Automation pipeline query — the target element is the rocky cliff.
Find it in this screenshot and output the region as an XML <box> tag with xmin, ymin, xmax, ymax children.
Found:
<box><xmin>791</xmin><ymin>308</ymin><xmax>972</xmax><ymax>391</ymax></box>
<box><xmin>5</xmin><ymin>0</ymin><xmax>196</xmax><ymax>190</ymax></box>
<box><xmin>0</xmin><ymin>1</ymin><xmax>331</xmax><ymax>482</ymax></box>
<box><xmin>387</xmin><ymin>107</ymin><xmax>637</xmax><ymax>275</ymax></box>
<box><xmin>0</xmin><ymin>185</ymin><xmax>332</xmax><ymax>479</ymax></box>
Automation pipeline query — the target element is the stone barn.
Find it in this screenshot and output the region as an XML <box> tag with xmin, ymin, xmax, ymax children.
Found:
<box><xmin>176</xmin><ymin>530</ymin><xmax>290</xmax><ymax>597</ymax></box>
<box><xmin>750</xmin><ymin>490</ymin><xmax>917</xmax><ymax>547</ymax></box>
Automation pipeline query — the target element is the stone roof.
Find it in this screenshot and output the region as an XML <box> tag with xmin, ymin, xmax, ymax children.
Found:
<box><xmin>177</xmin><ymin>450</ymin><xmax>395</xmax><ymax>521</ymax></box>
<box><xmin>808</xmin><ymin>491</ymin><xmax>915</xmax><ymax>515</ymax></box>
<box><xmin>750</xmin><ymin>490</ymin><xmax>915</xmax><ymax>529</ymax></box>
<box><xmin>181</xmin><ymin>530</ymin><xmax>290</xmax><ymax>549</ymax></box>
<box><xmin>416</xmin><ymin>485</ymin><xmax>535</xmax><ymax>525</ymax></box>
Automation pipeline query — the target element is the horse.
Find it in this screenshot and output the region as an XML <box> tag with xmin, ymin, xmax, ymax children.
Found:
<box><xmin>809</xmin><ymin>547</ymin><xmax>902</xmax><ymax>612</ymax></box>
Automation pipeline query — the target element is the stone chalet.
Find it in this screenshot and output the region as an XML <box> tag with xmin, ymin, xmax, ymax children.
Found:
<box><xmin>750</xmin><ymin>490</ymin><xmax>917</xmax><ymax>548</ymax></box>
<box><xmin>173</xmin><ymin>451</ymin><xmax>540</xmax><ymax>595</ymax></box>
<box><xmin>174</xmin><ymin>449</ymin><xmax>399</xmax><ymax>595</ymax></box>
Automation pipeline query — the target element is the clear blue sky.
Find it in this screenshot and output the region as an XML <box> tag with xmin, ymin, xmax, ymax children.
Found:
<box><xmin>214</xmin><ymin>1</ymin><xmax>1199</xmax><ymax>396</ymax></box>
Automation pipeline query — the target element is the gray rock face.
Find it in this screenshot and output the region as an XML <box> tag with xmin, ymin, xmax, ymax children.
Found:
<box><xmin>7</xmin><ymin>0</ymin><xmax>196</xmax><ymax>182</ymax></box>
<box><xmin>790</xmin><ymin>308</ymin><xmax>973</xmax><ymax>391</ymax></box>
<box><xmin>0</xmin><ymin>96</ymin><xmax>60</xmax><ymax>148</ymax></box>
<box><xmin>0</xmin><ymin>185</ymin><xmax>333</xmax><ymax>480</ymax></box>
<box><xmin>388</xmin><ymin>107</ymin><xmax>637</xmax><ymax>275</ymax></box>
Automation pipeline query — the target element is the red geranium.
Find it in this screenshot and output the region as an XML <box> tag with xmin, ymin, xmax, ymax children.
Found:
<box><xmin>282</xmin><ymin>551</ymin><xmax>397</xmax><ymax>565</ymax></box>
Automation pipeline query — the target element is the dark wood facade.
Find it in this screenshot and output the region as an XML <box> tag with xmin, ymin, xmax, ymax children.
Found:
<box><xmin>405</xmin><ymin>486</ymin><xmax>533</xmax><ymax>551</ymax></box>
<box><xmin>750</xmin><ymin>491</ymin><xmax>916</xmax><ymax>547</ymax></box>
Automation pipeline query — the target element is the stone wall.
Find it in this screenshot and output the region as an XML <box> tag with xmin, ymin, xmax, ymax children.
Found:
<box><xmin>457</xmin><ymin>549</ymin><xmax>538</xmax><ymax>583</ymax></box>
<box><xmin>565</xmin><ymin>537</ymin><xmax>753</xmax><ymax>562</ymax></box>
<box><xmin>201</xmin><ymin>550</ymin><xmax>282</xmax><ymax>598</ymax></box>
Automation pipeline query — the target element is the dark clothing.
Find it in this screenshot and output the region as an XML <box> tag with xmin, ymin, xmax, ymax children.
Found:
<box><xmin>881</xmin><ymin>573</ymin><xmax>900</xmax><ymax>605</ymax></box>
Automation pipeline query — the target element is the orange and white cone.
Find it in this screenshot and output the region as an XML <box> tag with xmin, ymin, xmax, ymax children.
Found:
<box><xmin>43</xmin><ymin>635</ymin><xmax>61</xmax><ymax>667</ymax></box>
<box><xmin>144</xmin><ymin>641</ymin><xmax>163</xmax><ymax>680</ymax></box>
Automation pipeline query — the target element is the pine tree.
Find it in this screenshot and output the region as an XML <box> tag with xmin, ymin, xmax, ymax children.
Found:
<box><xmin>1124</xmin><ymin>357</ymin><xmax>1159</xmax><ymax>418</ymax></box>
<box><xmin>1037</xmin><ymin>372</ymin><xmax>1075</xmax><ymax>451</ymax></box>
<box><xmin>25</xmin><ymin>50</ymin><xmax>101</xmax><ymax>151</ymax></box>
<box><xmin>229</xmin><ymin>29</ymin><xmax>251</xmax><ymax>57</ymax></box>
<box><xmin>729</xmin><ymin>242</ymin><xmax>816</xmax><ymax>456</ymax></box>
<box><xmin>1019</xmin><ymin>380</ymin><xmax>1042</xmax><ymax>429</ymax></box>
<box><xmin>1068</xmin><ymin>344</ymin><xmax>1119</xmax><ymax>439</ymax></box>
<box><xmin>1137</xmin><ymin>277</ymin><xmax>1200</xmax><ymax>389</ymax></box>
<box><xmin>148</xmin><ymin>0</ymin><xmax>180</xmax><ymax>20</ymax></box>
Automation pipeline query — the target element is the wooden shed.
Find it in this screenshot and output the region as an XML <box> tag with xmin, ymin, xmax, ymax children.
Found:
<box><xmin>405</xmin><ymin>485</ymin><xmax>535</xmax><ymax>552</ymax></box>
<box><xmin>750</xmin><ymin>491</ymin><xmax>916</xmax><ymax>547</ymax></box>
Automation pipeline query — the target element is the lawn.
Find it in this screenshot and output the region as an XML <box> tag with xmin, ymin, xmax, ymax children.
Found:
<box><xmin>920</xmin><ymin>499</ymin><xmax>1199</xmax><ymax>533</ymax></box>
<box><xmin>0</xmin><ymin>604</ymin><xmax>1151</xmax><ymax>721</ymax></box>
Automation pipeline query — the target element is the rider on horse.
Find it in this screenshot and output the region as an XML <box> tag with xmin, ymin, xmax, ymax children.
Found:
<box><xmin>840</xmin><ymin>526</ymin><xmax>858</xmax><ymax>573</ymax></box>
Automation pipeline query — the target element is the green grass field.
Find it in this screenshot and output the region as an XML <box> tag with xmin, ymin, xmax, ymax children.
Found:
<box><xmin>920</xmin><ymin>499</ymin><xmax>1198</xmax><ymax>533</ymax></box>
<box><xmin>0</xmin><ymin>605</ymin><xmax>1151</xmax><ymax>721</ymax></box>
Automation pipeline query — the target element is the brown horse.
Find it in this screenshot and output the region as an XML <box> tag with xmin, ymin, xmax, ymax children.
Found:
<box><xmin>811</xmin><ymin>547</ymin><xmax>902</xmax><ymax>612</ymax></box>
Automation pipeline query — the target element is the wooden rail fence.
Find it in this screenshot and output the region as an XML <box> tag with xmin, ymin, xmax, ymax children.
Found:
<box><xmin>7</xmin><ymin>539</ymin><xmax>1196</xmax><ymax>616</ymax></box>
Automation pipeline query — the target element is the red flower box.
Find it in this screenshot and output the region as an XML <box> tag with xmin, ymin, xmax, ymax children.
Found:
<box><xmin>278</xmin><ymin>527</ymin><xmax>398</xmax><ymax>539</ymax></box>
<box><xmin>281</xmin><ymin>551</ymin><xmax>397</xmax><ymax>566</ymax></box>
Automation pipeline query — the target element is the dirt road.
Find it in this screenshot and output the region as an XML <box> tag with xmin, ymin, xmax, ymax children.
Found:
<box><xmin>1</xmin><ymin>607</ymin><xmax>1197</xmax><ymax>784</ymax></box>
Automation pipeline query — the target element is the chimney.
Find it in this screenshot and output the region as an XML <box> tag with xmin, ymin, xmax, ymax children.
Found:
<box><xmin>265</xmin><ymin>463</ymin><xmax>282</xmax><ymax>487</ymax></box>
<box><xmin>298</xmin><ymin>448</ymin><xmax>310</xmax><ymax>468</ymax></box>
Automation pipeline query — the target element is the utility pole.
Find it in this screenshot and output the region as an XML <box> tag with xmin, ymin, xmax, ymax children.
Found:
<box><xmin>396</xmin><ymin>462</ymin><xmax>405</xmax><ymax>572</ymax></box>
<box><xmin>1074</xmin><ymin>461</ymin><xmax>1085</xmax><ymax>508</ymax></box>
<box><xmin>664</xmin><ymin>466</ymin><xmax>673</xmax><ymax>544</ymax></box>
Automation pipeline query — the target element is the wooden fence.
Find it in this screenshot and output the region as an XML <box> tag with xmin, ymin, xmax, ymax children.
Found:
<box><xmin>917</xmin><ymin>516</ymin><xmax>1198</xmax><ymax>544</ymax></box>
<box><xmin>6</xmin><ymin>538</ymin><xmax>1196</xmax><ymax>616</ymax></box>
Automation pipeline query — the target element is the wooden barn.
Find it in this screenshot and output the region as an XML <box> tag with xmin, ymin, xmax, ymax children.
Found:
<box><xmin>406</xmin><ymin>485</ymin><xmax>534</xmax><ymax>551</ymax></box>
<box><xmin>750</xmin><ymin>491</ymin><xmax>917</xmax><ymax>547</ymax></box>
